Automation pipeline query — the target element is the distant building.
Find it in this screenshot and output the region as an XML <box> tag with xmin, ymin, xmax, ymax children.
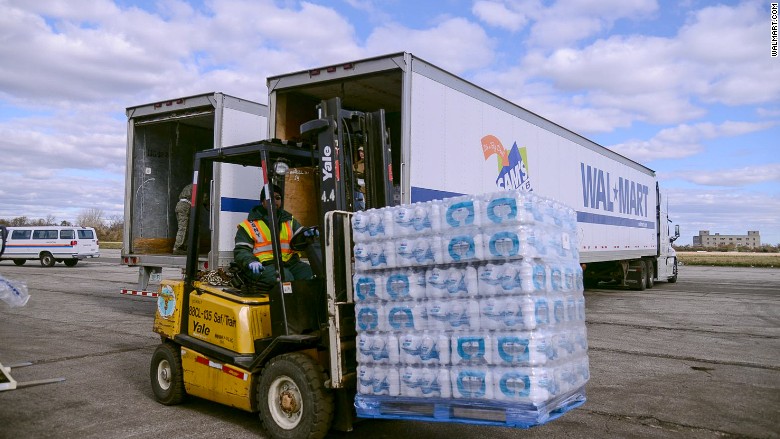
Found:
<box><xmin>693</xmin><ymin>230</ymin><xmax>761</xmax><ymax>248</ymax></box>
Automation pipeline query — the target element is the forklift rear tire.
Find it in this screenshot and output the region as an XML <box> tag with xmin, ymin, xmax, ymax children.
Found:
<box><xmin>64</xmin><ymin>259</ymin><xmax>78</xmax><ymax>267</ymax></box>
<box><xmin>258</xmin><ymin>352</ymin><xmax>334</xmax><ymax>439</ymax></box>
<box><xmin>150</xmin><ymin>342</ymin><xmax>185</xmax><ymax>405</ymax></box>
<box><xmin>13</xmin><ymin>259</ymin><xmax>25</xmax><ymax>266</ymax></box>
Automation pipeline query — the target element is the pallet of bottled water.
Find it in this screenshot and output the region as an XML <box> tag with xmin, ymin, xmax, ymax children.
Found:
<box><xmin>351</xmin><ymin>191</ymin><xmax>588</xmax><ymax>428</ymax></box>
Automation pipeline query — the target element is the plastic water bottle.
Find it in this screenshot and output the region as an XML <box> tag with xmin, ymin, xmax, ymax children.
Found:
<box><xmin>410</xmin><ymin>202</ymin><xmax>441</xmax><ymax>235</ymax></box>
<box><xmin>449</xmin><ymin>300</ymin><xmax>476</xmax><ymax>331</ymax></box>
<box><xmin>499</xmin><ymin>262</ymin><xmax>523</xmax><ymax>294</ymax></box>
<box><xmin>482</xmin><ymin>193</ymin><xmax>518</xmax><ymax>226</ymax></box>
<box><xmin>429</xmin><ymin>299</ymin><xmax>479</xmax><ymax>331</ymax></box>
<box><xmin>534</xmin><ymin>296</ymin><xmax>550</xmax><ymax>328</ymax></box>
<box><xmin>358</xmin><ymin>365</ymin><xmax>400</xmax><ymax>396</ymax></box>
<box><xmin>353</xmin><ymin>273</ymin><xmax>385</xmax><ymax>302</ymax></box>
<box><xmin>371</xmin><ymin>209</ymin><xmax>395</xmax><ymax>239</ymax></box>
<box><xmin>366</xmin><ymin>241</ymin><xmax>396</xmax><ymax>270</ymax></box>
<box><xmin>355</xmin><ymin>302</ymin><xmax>384</xmax><ymax>332</ymax></box>
<box><xmin>400</xmin><ymin>366</ymin><xmax>451</xmax><ymax>398</ymax></box>
<box><xmin>392</xmin><ymin>204</ymin><xmax>417</xmax><ymax>236</ymax></box>
<box><xmin>443</xmin><ymin>233</ymin><xmax>484</xmax><ymax>263</ymax></box>
<box><xmin>384</xmin><ymin>269</ymin><xmax>426</xmax><ymax>301</ymax></box>
<box><xmin>394</xmin><ymin>237</ymin><xmax>416</xmax><ymax>267</ymax></box>
<box><xmin>395</xmin><ymin>236</ymin><xmax>443</xmax><ymax>267</ymax></box>
<box><xmin>0</xmin><ymin>275</ymin><xmax>30</xmax><ymax>308</ymax></box>
<box><xmin>485</xmin><ymin>228</ymin><xmax>521</xmax><ymax>259</ymax></box>
<box><xmin>441</xmin><ymin>196</ymin><xmax>480</xmax><ymax>231</ymax></box>
<box><xmin>565</xmin><ymin>293</ymin><xmax>578</xmax><ymax>324</ymax></box>
<box><xmin>451</xmin><ymin>332</ymin><xmax>492</xmax><ymax>365</ymax></box>
<box><xmin>386</xmin><ymin>302</ymin><xmax>427</xmax><ymax>331</ymax></box>
<box><xmin>493</xmin><ymin>368</ymin><xmax>532</xmax><ymax>402</ymax></box>
<box><xmin>399</xmin><ymin>331</ymin><xmax>450</xmax><ymax>365</ymax></box>
<box><xmin>549</xmin><ymin>293</ymin><xmax>566</xmax><ymax>327</ymax></box>
<box><xmin>479</xmin><ymin>296</ymin><xmax>504</xmax><ymax>331</ymax></box>
<box><xmin>447</xmin><ymin>266</ymin><xmax>479</xmax><ymax>298</ymax></box>
<box><xmin>372</xmin><ymin>365</ymin><xmax>400</xmax><ymax>396</ymax></box>
<box><xmin>451</xmin><ymin>366</ymin><xmax>494</xmax><ymax>399</ymax></box>
<box><xmin>492</xmin><ymin>333</ymin><xmax>531</xmax><ymax>366</ymax></box>
<box><xmin>357</xmin><ymin>333</ymin><xmax>400</xmax><ymax>365</ymax></box>
<box><xmin>357</xmin><ymin>364</ymin><xmax>374</xmax><ymax>395</ymax></box>
<box><xmin>532</xmin><ymin>261</ymin><xmax>550</xmax><ymax>292</ymax></box>
<box><xmin>353</xmin><ymin>241</ymin><xmax>372</xmax><ymax>271</ymax></box>
<box><xmin>352</xmin><ymin>210</ymin><xmax>371</xmax><ymax>242</ymax></box>
<box><xmin>518</xmin><ymin>225</ymin><xmax>545</xmax><ymax>258</ymax></box>
<box><xmin>478</xmin><ymin>263</ymin><xmax>503</xmax><ymax>296</ymax></box>
<box><xmin>425</xmin><ymin>266</ymin><xmax>474</xmax><ymax>299</ymax></box>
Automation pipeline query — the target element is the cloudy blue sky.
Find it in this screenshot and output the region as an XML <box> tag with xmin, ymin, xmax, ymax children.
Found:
<box><xmin>0</xmin><ymin>0</ymin><xmax>777</xmax><ymax>245</ymax></box>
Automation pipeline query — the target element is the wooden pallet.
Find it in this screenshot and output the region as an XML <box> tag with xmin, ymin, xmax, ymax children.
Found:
<box><xmin>355</xmin><ymin>387</ymin><xmax>586</xmax><ymax>428</ymax></box>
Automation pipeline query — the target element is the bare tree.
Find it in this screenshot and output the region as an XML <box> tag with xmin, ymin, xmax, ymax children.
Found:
<box><xmin>77</xmin><ymin>208</ymin><xmax>104</xmax><ymax>229</ymax></box>
<box><xmin>10</xmin><ymin>216</ymin><xmax>28</xmax><ymax>226</ymax></box>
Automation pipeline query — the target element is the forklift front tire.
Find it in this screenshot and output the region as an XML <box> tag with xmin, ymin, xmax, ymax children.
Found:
<box><xmin>150</xmin><ymin>343</ymin><xmax>185</xmax><ymax>405</ymax></box>
<box><xmin>258</xmin><ymin>352</ymin><xmax>334</xmax><ymax>439</ymax></box>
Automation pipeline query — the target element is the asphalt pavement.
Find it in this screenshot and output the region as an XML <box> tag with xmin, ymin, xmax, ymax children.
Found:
<box><xmin>0</xmin><ymin>256</ymin><xmax>778</xmax><ymax>438</ymax></box>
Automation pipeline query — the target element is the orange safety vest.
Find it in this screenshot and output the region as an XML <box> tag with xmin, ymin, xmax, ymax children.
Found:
<box><xmin>239</xmin><ymin>219</ymin><xmax>298</xmax><ymax>263</ymax></box>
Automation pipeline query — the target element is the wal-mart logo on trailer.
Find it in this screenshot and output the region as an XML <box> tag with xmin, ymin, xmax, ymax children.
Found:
<box><xmin>481</xmin><ymin>135</ymin><xmax>532</xmax><ymax>192</ymax></box>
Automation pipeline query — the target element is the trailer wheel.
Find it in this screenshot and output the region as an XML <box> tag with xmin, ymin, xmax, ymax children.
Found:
<box><xmin>150</xmin><ymin>343</ymin><xmax>186</xmax><ymax>405</ymax></box>
<box><xmin>40</xmin><ymin>252</ymin><xmax>55</xmax><ymax>267</ymax></box>
<box><xmin>644</xmin><ymin>260</ymin><xmax>654</xmax><ymax>289</ymax></box>
<box><xmin>64</xmin><ymin>259</ymin><xmax>78</xmax><ymax>267</ymax></box>
<box><xmin>258</xmin><ymin>352</ymin><xmax>334</xmax><ymax>439</ymax></box>
<box><xmin>13</xmin><ymin>259</ymin><xmax>25</xmax><ymax>266</ymax></box>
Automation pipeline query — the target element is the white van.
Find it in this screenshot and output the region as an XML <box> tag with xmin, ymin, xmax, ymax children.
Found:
<box><xmin>0</xmin><ymin>226</ymin><xmax>100</xmax><ymax>267</ymax></box>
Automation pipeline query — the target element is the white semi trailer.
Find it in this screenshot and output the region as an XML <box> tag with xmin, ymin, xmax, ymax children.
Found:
<box><xmin>264</xmin><ymin>52</ymin><xmax>679</xmax><ymax>289</ymax></box>
<box><xmin>121</xmin><ymin>93</ymin><xmax>268</xmax><ymax>295</ymax></box>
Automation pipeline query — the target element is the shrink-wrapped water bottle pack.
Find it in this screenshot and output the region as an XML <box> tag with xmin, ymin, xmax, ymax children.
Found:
<box><xmin>353</xmin><ymin>191</ymin><xmax>588</xmax><ymax>428</ymax></box>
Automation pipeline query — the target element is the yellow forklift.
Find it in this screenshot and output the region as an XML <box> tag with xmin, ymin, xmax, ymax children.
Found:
<box><xmin>149</xmin><ymin>99</ymin><xmax>394</xmax><ymax>439</ymax></box>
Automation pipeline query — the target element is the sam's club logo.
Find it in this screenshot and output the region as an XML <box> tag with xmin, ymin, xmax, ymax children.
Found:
<box><xmin>481</xmin><ymin>135</ymin><xmax>532</xmax><ymax>191</ymax></box>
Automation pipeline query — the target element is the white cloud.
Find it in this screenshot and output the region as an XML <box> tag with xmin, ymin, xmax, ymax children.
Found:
<box><xmin>471</xmin><ymin>1</ymin><xmax>780</xmax><ymax>134</ymax></box>
<box><xmin>365</xmin><ymin>17</ymin><xmax>495</xmax><ymax>74</ymax></box>
<box><xmin>609</xmin><ymin>120</ymin><xmax>778</xmax><ymax>162</ymax></box>
<box><xmin>0</xmin><ymin>170</ymin><xmax>124</xmax><ymax>224</ymax></box>
<box><xmin>472</xmin><ymin>0</ymin><xmax>658</xmax><ymax>47</ymax></box>
<box><xmin>472</xmin><ymin>0</ymin><xmax>531</xmax><ymax>32</ymax></box>
<box><xmin>527</xmin><ymin>0</ymin><xmax>658</xmax><ymax>48</ymax></box>
<box><xmin>665</xmin><ymin>163</ymin><xmax>780</xmax><ymax>187</ymax></box>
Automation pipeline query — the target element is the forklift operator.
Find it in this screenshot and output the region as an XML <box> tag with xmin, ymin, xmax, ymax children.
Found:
<box><xmin>233</xmin><ymin>184</ymin><xmax>318</xmax><ymax>290</ymax></box>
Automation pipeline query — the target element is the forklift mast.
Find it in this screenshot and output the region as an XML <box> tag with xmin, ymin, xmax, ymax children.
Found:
<box><xmin>179</xmin><ymin>98</ymin><xmax>393</xmax><ymax>340</ymax></box>
<box><xmin>302</xmin><ymin>97</ymin><xmax>394</xmax><ymax>213</ymax></box>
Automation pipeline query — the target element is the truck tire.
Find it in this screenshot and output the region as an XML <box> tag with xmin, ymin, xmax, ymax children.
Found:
<box><xmin>668</xmin><ymin>259</ymin><xmax>678</xmax><ymax>283</ymax></box>
<box><xmin>64</xmin><ymin>259</ymin><xmax>78</xmax><ymax>267</ymax></box>
<box><xmin>258</xmin><ymin>352</ymin><xmax>334</xmax><ymax>439</ymax></box>
<box><xmin>13</xmin><ymin>259</ymin><xmax>25</xmax><ymax>266</ymax></box>
<box><xmin>40</xmin><ymin>252</ymin><xmax>55</xmax><ymax>267</ymax></box>
<box><xmin>150</xmin><ymin>342</ymin><xmax>186</xmax><ymax>405</ymax></box>
<box><xmin>644</xmin><ymin>260</ymin><xmax>654</xmax><ymax>289</ymax></box>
